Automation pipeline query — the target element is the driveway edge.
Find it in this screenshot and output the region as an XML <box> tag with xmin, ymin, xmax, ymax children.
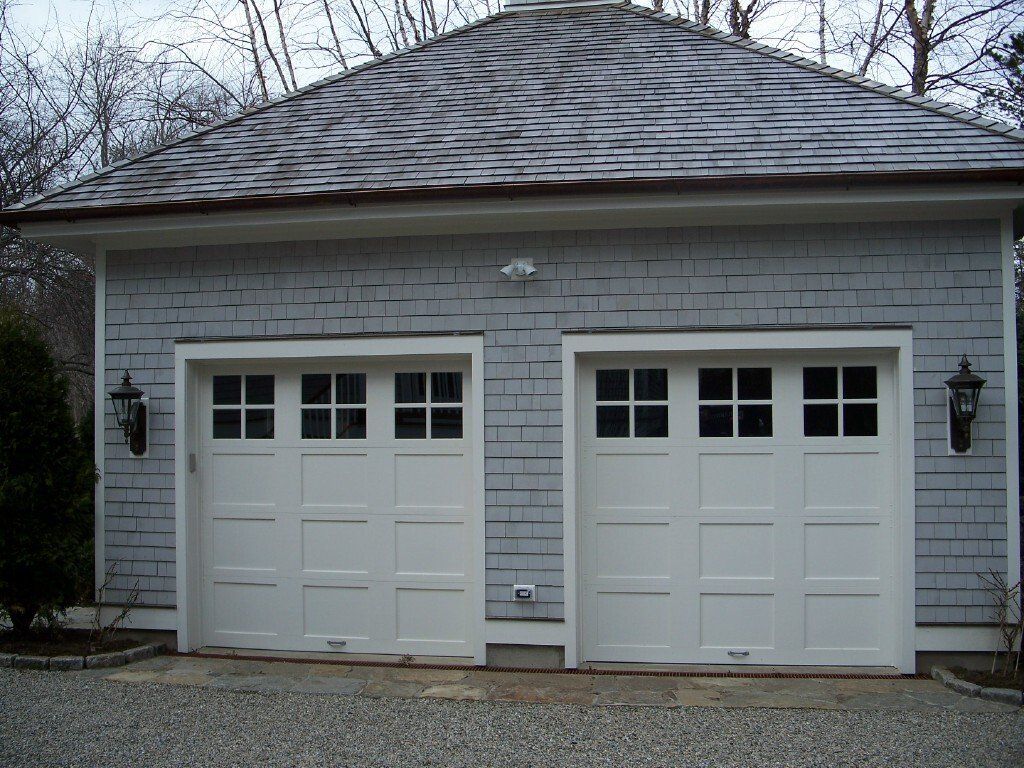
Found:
<box><xmin>931</xmin><ymin>666</ymin><xmax>1023</xmax><ymax>706</ymax></box>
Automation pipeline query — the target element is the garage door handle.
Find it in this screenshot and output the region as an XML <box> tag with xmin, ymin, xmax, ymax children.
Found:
<box><xmin>727</xmin><ymin>650</ymin><xmax>749</xmax><ymax>658</ymax></box>
<box><xmin>327</xmin><ymin>640</ymin><xmax>347</xmax><ymax>649</ymax></box>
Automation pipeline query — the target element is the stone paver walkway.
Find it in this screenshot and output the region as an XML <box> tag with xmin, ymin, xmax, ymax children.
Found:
<box><xmin>99</xmin><ymin>654</ymin><xmax>1018</xmax><ymax>711</ymax></box>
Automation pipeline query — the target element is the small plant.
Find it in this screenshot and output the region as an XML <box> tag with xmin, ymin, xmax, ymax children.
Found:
<box><xmin>979</xmin><ymin>569</ymin><xmax>1023</xmax><ymax>678</ymax></box>
<box><xmin>88</xmin><ymin>560</ymin><xmax>140</xmax><ymax>653</ymax></box>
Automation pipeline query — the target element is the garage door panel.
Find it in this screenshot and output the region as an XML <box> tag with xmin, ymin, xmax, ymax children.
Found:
<box><xmin>395</xmin><ymin>587</ymin><xmax>469</xmax><ymax>644</ymax></box>
<box><xmin>394</xmin><ymin>520</ymin><xmax>468</xmax><ymax>576</ymax></box>
<box><xmin>211</xmin><ymin>453</ymin><xmax>278</xmax><ymax>507</ymax></box>
<box><xmin>300</xmin><ymin>518</ymin><xmax>372</xmax><ymax>575</ymax></box>
<box><xmin>699</xmin><ymin>594</ymin><xmax>775</xmax><ymax>649</ymax></box>
<box><xmin>595</xmin><ymin>592</ymin><xmax>672</xmax><ymax>649</ymax></box>
<box><xmin>211</xmin><ymin>517</ymin><xmax>278</xmax><ymax>571</ymax></box>
<box><xmin>394</xmin><ymin>453</ymin><xmax>467</xmax><ymax>510</ymax></box>
<box><xmin>201</xmin><ymin>359</ymin><xmax>476</xmax><ymax>658</ymax></box>
<box><xmin>302</xmin><ymin>584</ymin><xmax>372</xmax><ymax>640</ymax></box>
<box><xmin>593</xmin><ymin>452</ymin><xmax>672</xmax><ymax>510</ymax></box>
<box><xmin>699</xmin><ymin>523</ymin><xmax>774</xmax><ymax>579</ymax></box>
<box><xmin>804</xmin><ymin>522</ymin><xmax>882</xmax><ymax>580</ymax></box>
<box><xmin>299</xmin><ymin>453</ymin><xmax>370</xmax><ymax>508</ymax></box>
<box><xmin>698</xmin><ymin>453</ymin><xmax>775</xmax><ymax>510</ymax></box>
<box><xmin>804</xmin><ymin>594</ymin><xmax>882</xmax><ymax>651</ymax></box>
<box><xmin>594</xmin><ymin>522</ymin><xmax>671</xmax><ymax>579</ymax></box>
<box><xmin>581</xmin><ymin>352</ymin><xmax>897</xmax><ymax>667</ymax></box>
<box><xmin>209</xmin><ymin>581</ymin><xmax>279</xmax><ymax>636</ymax></box>
<box><xmin>803</xmin><ymin>452</ymin><xmax>882</xmax><ymax>510</ymax></box>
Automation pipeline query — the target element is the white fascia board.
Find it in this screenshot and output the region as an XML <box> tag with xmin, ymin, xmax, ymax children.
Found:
<box><xmin>20</xmin><ymin>184</ymin><xmax>1023</xmax><ymax>252</ymax></box>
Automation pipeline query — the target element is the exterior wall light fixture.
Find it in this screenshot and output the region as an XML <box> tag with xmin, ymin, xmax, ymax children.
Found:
<box><xmin>500</xmin><ymin>259</ymin><xmax>537</xmax><ymax>280</ymax></box>
<box><xmin>945</xmin><ymin>354</ymin><xmax>985</xmax><ymax>454</ymax></box>
<box><xmin>109</xmin><ymin>370</ymin><xmax>147</xmax><ymax>456</ymax></box>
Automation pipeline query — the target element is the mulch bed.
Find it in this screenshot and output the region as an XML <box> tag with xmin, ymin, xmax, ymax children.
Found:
<box><xmin>951</xmin><ymin>666</ymin><xmax>1024</xmax><ymax>692</ymax></box>
<box><xmin>0</xmin><ymin>629</ymin><xmax>138</xmax><ymax>657</ymax></box>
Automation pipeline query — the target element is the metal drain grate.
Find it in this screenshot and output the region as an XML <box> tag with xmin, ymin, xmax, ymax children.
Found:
<box><xmin>178</xmin><ymin>651</ymin><xmax>928</xmax><ymax>680</ymax></box>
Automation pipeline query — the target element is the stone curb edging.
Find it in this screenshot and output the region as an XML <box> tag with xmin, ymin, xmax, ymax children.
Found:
<box><xmin>0</xmin><ymin>643</ymin><xmax>165</xmax><ymax>672</ymax></box>
<box><xmin>931</xmin><ymin>666</ymin><xmax>1023</xmax><ymax>706</ymax></box>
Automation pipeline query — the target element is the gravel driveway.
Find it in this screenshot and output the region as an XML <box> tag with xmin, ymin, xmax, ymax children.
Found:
<box><xmin>2</xmin><ymin>668</ymin><xmax>1022</xmax><ymax>768</ymax></box>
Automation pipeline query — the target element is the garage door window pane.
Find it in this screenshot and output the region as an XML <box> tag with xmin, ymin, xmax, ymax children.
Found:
<box><xmin>337</xmin><ymin>408</ymin><xmax>367</xmax><ymax>439</ymax></box>
<box><xmin>738</xmin><ymin>404</ymin><xmax>772</xmax><ymax>437</ymax></box>
<box><xmin>337</xmin><ymin>373</ymin><xmax>367</xmax><ymax>405</ymax></box>
<box><xmin>395</xmin><ymin>407</ymin><xmax>427</xmax><ymax>438</ymax></box>
<box><xmin>803</xmin><ymin>367</ymin><xmax>837</xmax><ymax>400</ymax></box>
<box><xmin>302</xmin><ymin>408</ymin><xmax>332</xmax><ymax>439</ymax></box>
<box><xmin>213</xmin><ymin>375</ymin><xmax>241</xmax><ymax>405</ymax></box>
<box><xmin>597</xmin><ymin>405</ymin><xmax>629</xmax><ymax>437</ymax></box>
<box><xmin>843</xmin><ymin>403</ymin><xmax>877</xmax><ymax>436</ymax></box>
<box><xmin>431</xmin><ymin>407</ymin><xmax>463</xmax><ymax>438</ymax></box>
<box><xmin>596</xmin><ymin>369</ymin><xmax>629</xmax><ymax>402</ymax></box>
<box><xmin>213</xmin><ymin>409</ymin><xmax>241</xmax><ymax>439</ymax></box>
<box><xmin>698</xmin><ymin>368</ymin><xmax>732</xmax><ymax>401</ymax></box>
<box><xmin>699</xmin><ymin>404</ymin><xmax>732</xmax><ymax>437</ymax></box>
<box><xmin>245</xmin><ymin>409</ymin><xmax>274</xmax><ymax>439</ymax></box>
<box><xmin>395</xmin><ymin>372</ymin><xmax>426</xmax><ymax>403</ymax></box>
<box><xmin>246</xmin><ymin>375</ymin><xmax>275</xmax><ymax>405</ymax></box>
<box><xmin>302</xmin><ymin>374</ymin><xmax>331</xmax><ymax>405</ymax></box>
<box><xmin>634</xmin><ymin>405</ymin><xmax>668</xmax><ymax>437</ymax></box>
<box><xmin>842</xmin><ymin>367</ymin><xmax>877</xmax><ymax>399</ymax></box>
<box><xmin>634</xmin><ymin>369</ymin><xmax>667</xmax><ymax>401</ymax></box>
<box><xmin>738</xmin><ymin>368</ymin><xmax>772</xmax><ymax>400</ymax></box>
<box><xmin>804</xmin><ymin>404</ymin><xmax>838</xmax><ymax>436</ymax></box>
<box><xmin>431</xmin><ymin>372</ymin><xmax>462</xmax><ymax>404</ymax></box>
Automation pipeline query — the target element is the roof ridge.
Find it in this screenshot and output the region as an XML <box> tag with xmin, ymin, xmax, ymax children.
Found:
<box><xmin>9</xmin><ymin>11</ymin><xmax>511</xmax><ymax>212</ymax></box>
<box><xmin>613</xmin><ymin>1</ymin><xmax>1024</xmax><ymax>145</ymax></box>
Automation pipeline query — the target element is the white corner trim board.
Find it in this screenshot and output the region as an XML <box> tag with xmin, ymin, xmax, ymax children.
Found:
<box><xmin>93</xmin><ymin>246</ymin><xmax>106</xmax><ymax>600</ymax></box>
<box><xmin>1000</xmin><ymin>214</ymin><xmax>1022</xmax><ymax>602</ymax></box>
<box><xmin>561</xmin><ymin>327</ymin><xmax>917</xmax><ymax>672</ymax></box>
<box><xmin>173</xmin><ymin>334</ymin><xmax>487</xmax><ymax>665</ymax></box>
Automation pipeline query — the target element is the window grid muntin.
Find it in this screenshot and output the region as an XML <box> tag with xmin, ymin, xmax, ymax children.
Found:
<box><xmin>595</xmin><ymin>368</ymin><xmax>668</xmax><ymax>438</ymax></box>
<box><xmin>212</xmin><ymin>374</ymin><xmax>275</xmax><ymax>439</ymax></box>
<box><xmin>394</xmin><ymin>371</ymin><xmax>464</xmax><ymax>439</ymax></box>
<box><xmin>697</xmin><ymin>367</ymin><xmax>772</xmax><ymax>438</ymax></box>
<box><xmin>301</xmin><ymin>373</ymin><xmax>366</xmax><ymax>439</ymax></box>
<box><xmin>802</xmin><ymin>365</ymin><xmax>879</xmax><ymax>437</ymax></box>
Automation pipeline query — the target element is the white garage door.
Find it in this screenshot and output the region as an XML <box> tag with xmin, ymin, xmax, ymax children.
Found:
<box><xmin>580</xmin><ymin>352</ymin><xmax>897</xmax><ymax>666</ymax></box>
<box><xmin>199</xmin><ymin>359</ymin><xmax>476</xmax><ymax>657</ymax></box>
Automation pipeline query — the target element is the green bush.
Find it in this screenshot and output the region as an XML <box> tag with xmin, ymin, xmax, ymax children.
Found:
<box><xmin>0</xmin><ymin>312</ymin><xmax>96</xmax><ymax>635</ymax></box>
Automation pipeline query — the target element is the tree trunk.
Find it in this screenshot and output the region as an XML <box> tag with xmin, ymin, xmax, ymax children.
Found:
<box><xmin>7</xmin><ymin>604</ymin><xmax>38</xmax><ymax>636</ymax></box>
<box><xmin>817</xmin><ymin>0</ymin><xmax>827</xmax><ymax>65</ymax></box>
<box><xmin>239</xmin><ymin>0</ymin><xmax>270</xmax><ymax>100</ymax></box>
<box><xmin>250</xmin><ymin>1</ymin><xmax>290</xmax><ymax>92</ymax></box>
<box><xmin>322</xmin><ymin>0</ymin><xmax>348</xmax><ymax>68</ymax></box>
<box><xmin>272</xmin><ymin>0</ymin><xmax>298</xmax><ymax>90</ymax></box>
<box><xmin>904</xmin><ymin>0</ymin><xmax>934</xmax><ymax>95</ymax></box>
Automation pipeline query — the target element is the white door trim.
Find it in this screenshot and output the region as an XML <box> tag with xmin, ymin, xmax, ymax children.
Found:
<box><xmin>174</xmin><ymin>334</ymin><xmax>487</xmax><ymax>664</ymax></box>
<box><xmin>562</xmin><ymin>327</ymin><xmax>916</xmax><ymax>672</ymax></box>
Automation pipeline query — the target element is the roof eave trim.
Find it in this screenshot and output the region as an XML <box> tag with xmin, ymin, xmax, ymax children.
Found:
<box><xmin>4</xmin><ymin>169</ymin><xmax>1024</xmax><ymax>226</ymax></box>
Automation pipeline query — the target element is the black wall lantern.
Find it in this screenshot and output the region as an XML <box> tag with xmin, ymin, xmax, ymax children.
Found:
<box><xmin>945</xmin><ymin>355</ymin><xmax>985</xmax><ymax>454</ymax></box>
<box><xmin>109</xmin><ymin>370</ymin><xmax>147</xmax><ymax>456</ymax></box>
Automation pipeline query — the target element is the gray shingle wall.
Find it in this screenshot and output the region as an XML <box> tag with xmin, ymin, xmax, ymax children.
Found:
<box><xmin>102</xmin><ymin>219</ymin><xmax>1010</xmax><ymax>623</ymax></box>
